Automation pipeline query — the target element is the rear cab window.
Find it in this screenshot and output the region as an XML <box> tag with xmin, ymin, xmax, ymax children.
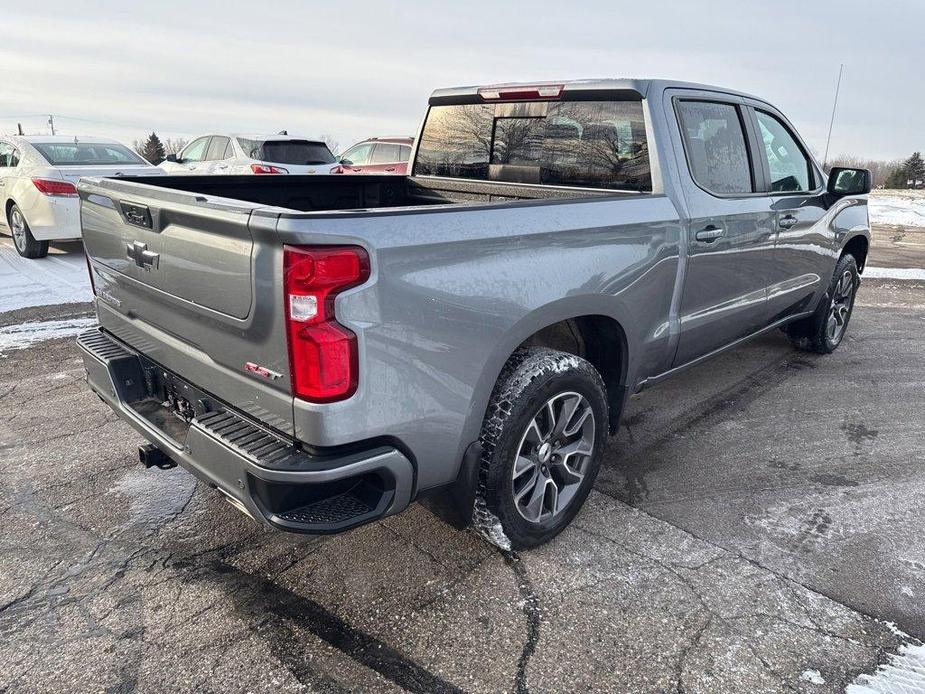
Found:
<box><xmin>413</xmin><ymin>98</ymin><xmax>651</xmax><ymax>191</ymax></box>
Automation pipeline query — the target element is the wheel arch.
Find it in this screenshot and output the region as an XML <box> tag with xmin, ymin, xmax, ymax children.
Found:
<box><xmin>466</xmin><ymin>298</ymin><xmax>633</xmax><ymax>446</ymax></box>
<box><xmin>841</xmin><ymin>233</ymin><xmax>869</xmax><ymax>272</ymax></box>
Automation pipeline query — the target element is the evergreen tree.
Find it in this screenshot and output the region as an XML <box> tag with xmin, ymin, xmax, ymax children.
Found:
<box><xmin>905</xmin><ymin>151</ymin><xmax>925</xmax><ymax>184</ymax></box>
<box><xmin>884</xmin><ymin>152</ymin><xmax>925</xmax><ymax>189</ymax></box>
<box><xmin>140</xmin><ymin>132</ymin><xmax>166</xmax><ymax>165</ymax></box>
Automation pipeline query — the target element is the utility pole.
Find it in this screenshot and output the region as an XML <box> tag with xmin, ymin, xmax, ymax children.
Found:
<box><xmin>822</xmin><ymin>64</ymin><xmax>844</xmax><ymax>170</ymax></box>
<box><xmin>48</xmin><ymin>115</ymin><xmax>55</xmax><ymax>135</ymax></box>
<box><xmin>17</xmin><ymin>123</ymin><xmax>23</xmax><ymax>136</ymax></box>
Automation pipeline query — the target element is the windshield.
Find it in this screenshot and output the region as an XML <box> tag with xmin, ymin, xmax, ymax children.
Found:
<box><xmin>413</xmin><ymin>99</ymin><xmax>651</xmax><ymax>191</ymax></box>
<box><xmin>237</xmin><ymin>138</ymin><xmax>335</xmax><ymax>165</ymax></box>
<box><xmin>33</xmin><ymin>142</ymin><xmax>146</xmax><ymax>166</ymax></box>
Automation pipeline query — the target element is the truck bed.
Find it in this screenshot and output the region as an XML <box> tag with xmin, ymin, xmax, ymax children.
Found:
<box><xmin>114</xmin><ymin>173</ymin><xmax>615</xmax><ymax>213</ymax></box>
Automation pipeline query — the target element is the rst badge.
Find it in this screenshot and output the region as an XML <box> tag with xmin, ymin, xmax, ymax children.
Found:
<box><xmin>244</xmin><ymin>362</ymin><xmax>282</xmax><ymax>380</ymax></box>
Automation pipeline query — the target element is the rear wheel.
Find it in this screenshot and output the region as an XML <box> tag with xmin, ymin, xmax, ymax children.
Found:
<box><xmin>8</xmin><ymin>204</ymin><xmax>48</xmax><ymax>259</ymax></box>
<box><xmin>475</xmin><ymin>348</ymin><xmax>608</xmax><ymax>550</ymax></box>
<box><xmin>786</xmin><ymin>254</ymin><xmax>859</xmax><ymax>354</ymax></box>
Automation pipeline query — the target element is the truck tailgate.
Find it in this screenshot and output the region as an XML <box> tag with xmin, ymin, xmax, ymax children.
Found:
<box><xmin>78</xmin><ymin>177</ymin><xmax>295</xmax><ymax>435</ymax></box>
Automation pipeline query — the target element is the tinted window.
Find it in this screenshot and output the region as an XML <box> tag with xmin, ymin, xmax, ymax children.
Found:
<box><xmin>206</xmin><ymin>136</ymin><xmax>230</xmax><ymax>161</ymax></box>
<box><xmin>413</xmin><ymin>100</ymin><xmax>651</xmax><ymax>191</ymax></box>
<box><xmin>257</xmin><ymin>140</ymin><xmax>335</xmax><ymax>165</ymax></box>
<box><xmin>370</xmin><ymin>143</ymin><xmax>402</xmax><ymax>164</ymax></box>
<box><xmin>399</xmin><ymin>145</ymin><xmax>412</xmax><ymax>161</ymax></box>
<box><xmin>32</xmin><ymin>142</ymin><xmax>146</xmax><ymax>166</ymax></box>
<box><xmin>677</xmin><ymin>101</ymin><xmax>753</xmax><ymax>195</ymax></box>
<box><xmin>756</xmin><ymin>111</ymin><xmax>812</xmax><ymax>193</ymax></box>
<box><xmin>341</xmin><ymin>143</ymin><xmax>373</xmax><ymax>165</ymax></box>
<box><xmin>181</xmin><ymin>137</ymin><xmax>209</xmax><ymax>162</ymax></box>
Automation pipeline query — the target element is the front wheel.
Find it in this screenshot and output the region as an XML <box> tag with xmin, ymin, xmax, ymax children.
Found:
<box><xmin>475</xmin><ymin>348</ymin><xmax>608</xmax><ymax>550</ymax></box>
<box><xmin>8</xmin><ymin>204</ymin><xmax>49</xmax><ymax>259</ymax></box>
<box><xmin>786</xmin><ymin>254</ymin><xmax>859</xmax><ymax>354</ymax></box>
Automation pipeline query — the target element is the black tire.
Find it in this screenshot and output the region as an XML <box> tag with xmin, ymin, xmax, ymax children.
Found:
<box><xmin>476</xmin><ymin>347</ymin><xmax>608</xmax><ymax>550</ymax></box>
<box><xmin>8</xmin><ymin>204</ymin><xmax>49</xmax><ymax>259</ymax></box>
<box><xmin>786</xmin><ymin>254</ymin><xmax>860</xmax><ymax>354</ymax></box>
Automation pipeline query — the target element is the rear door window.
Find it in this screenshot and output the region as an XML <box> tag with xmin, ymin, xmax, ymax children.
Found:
<box><xmin>676</xmin><ymin>101</ymin><xmax>753</xmax><ymax>195</ymax></box>
<box><xmin>206</xmin><ymin>136</ymin><xmax>230</xmax><ymax>161</ymax></box>
<box><xmin>755</xmin><ymin>111</ymin><xmax>813</xmax><ymax>193</ymax></box>
<box><xmin>413</xmin><ymin>100</ymin><xmax>651</xmax><ymax>191</ymax></box>
<box><xmin>0</xmin><ymin>143</ymin><xmax>13</xmax><ymax>167</ymax></box>
<box><xmin>399</xmin><ymin>145</ymin><xmax>412</xmax><ymax>161</ymax></box>
<box><xmin>370</xmin><ymin>143</ymin><xmax>402</xmax><ymax>163</ymax></box>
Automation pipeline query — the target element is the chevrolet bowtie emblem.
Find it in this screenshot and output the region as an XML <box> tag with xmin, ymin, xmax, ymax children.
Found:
<box><xmin>126</xmin><ymin>241</ymin><xmax>159</xmax><ymax>270</ymax></box>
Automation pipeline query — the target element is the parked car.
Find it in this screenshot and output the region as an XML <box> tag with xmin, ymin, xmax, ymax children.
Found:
<box><xmin>334</xmin><ymin>136</ymin><xmax>413</xmax><ymax>174</ymax></box>
<box><xmin>77</xmin><ymin>79</ymin><xmax>871</xmax><ymax>550</ymax></box>
<box><xmin>0</xmin><ymin>136</ymin><xmax>162</xmax><ymax>258</ymax></box>
<box><xmin>160</xmin><ymin>134</ymin><xmax>337</xmax><ymax>175</ymax></box>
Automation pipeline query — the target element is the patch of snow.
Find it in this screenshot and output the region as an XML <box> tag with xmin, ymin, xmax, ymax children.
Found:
<box><xmin>847</xmin><ymin>641</ymin><xmax>925</xmax><ymax>694</ymax></box>
<box><xmin>0</xmin><ymin>238</ymin><xmax>92</xmax><ymax>313</ymax></box>
<box><xmin>0</xmin><ymin>317</ymin><xmax>97</xmax><ymax>351</ymax></box>
<box><xmin>863</xmin><ymin>267</ymin><xmax>925</xmax><ymax>281</ymax></box>
<box><xmin>869</xmin><ymin>191</ymin><xmax>925</xmax><ymax>228</ymax></box>
<box><xmin>800</xmin><ymin>669</ymin><xmax>825</xmax><ymax>685</ymax></box>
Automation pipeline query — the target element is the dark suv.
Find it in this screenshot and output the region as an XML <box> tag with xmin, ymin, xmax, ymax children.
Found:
<box><xmin>335</xmin><ymin>136</ymin><xmax>413</xmax><ymax>175</ymax></box>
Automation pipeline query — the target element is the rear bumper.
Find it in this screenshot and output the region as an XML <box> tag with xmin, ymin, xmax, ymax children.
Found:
<box><xmin>23</xmin><ymin>196</ymin><xmax>81</xmax><ymax>241</ymax></box>
<box><xmin>77</xmin><ymin>327</ymin><xmax>414</xmax><ymax>533</ymax></box>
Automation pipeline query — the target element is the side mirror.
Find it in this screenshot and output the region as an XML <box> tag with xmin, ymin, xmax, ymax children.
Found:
<box><xmin>165</xmin><ymin>153</ymin><xmax>179</xmax><ymax>163</ymax></box>
<box><xmin>827</xmin><ymin>167</ymin><xmax>871</xmax><ymax>197</ymax></box>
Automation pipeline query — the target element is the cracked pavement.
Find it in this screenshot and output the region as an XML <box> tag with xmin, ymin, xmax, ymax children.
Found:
<box><xmin>1</xmin><ymin>237</ymin><xmax>924</xmax><ymax>692</ymax></box>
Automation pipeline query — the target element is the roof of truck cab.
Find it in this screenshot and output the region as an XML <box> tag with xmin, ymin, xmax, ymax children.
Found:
<box><xmin>428</xmin><ymin>78</ymin><xmax>762</xmax><ymax>103</ymax></box>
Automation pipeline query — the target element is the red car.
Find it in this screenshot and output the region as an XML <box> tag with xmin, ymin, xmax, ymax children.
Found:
<box><xmin>334</xmin><ymin>136</ymin><xmax>413</xmax><ymax>174</ymax></box>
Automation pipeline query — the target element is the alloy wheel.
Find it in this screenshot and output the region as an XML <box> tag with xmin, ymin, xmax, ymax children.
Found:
<box><xmin>827</xmin><ymin>269</ymin><xmax>855</xmax><ymax>344</ymax></box>
<box><xmin>512</xmin><ymin>391</ymin><xmax>596</xmax><ymax>523</ymax></box>
<box><xmin>10</xmin><ymin>208</ymin><xmax>26</xmax><ymax>253</ymax></box>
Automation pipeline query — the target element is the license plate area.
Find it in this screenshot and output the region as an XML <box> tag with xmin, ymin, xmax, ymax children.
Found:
<box><xmin>125</xmin><ymin>356</ymin><xmax>224</xmax><ymax>447</ymax></box>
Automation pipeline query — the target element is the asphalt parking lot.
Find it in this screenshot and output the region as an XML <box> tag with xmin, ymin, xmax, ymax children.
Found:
<box><xmin>1</xmin><ymin>225</ymin><xmax>923</xmax><ymax>693</ymax></box>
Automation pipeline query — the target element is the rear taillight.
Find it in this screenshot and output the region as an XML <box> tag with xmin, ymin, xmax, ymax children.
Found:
<box><xmin>283</xmin><ymin>246</ymin><xmax>370</xmax><ymax>402</ymax></box>
<box><xmin>32</xmin><ymin>178</ymin><xmax>78</xmax><ymax>196</ymax></box>
<box><xmin>251</xmin><ymin>163</ymin><xmax>288</xmax><ymax>175</ymax></box>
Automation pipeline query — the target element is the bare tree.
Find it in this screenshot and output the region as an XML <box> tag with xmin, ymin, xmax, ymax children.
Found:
<box><xmin>162</xmin><ymin>137</ymin><xmax>188</xmax><ymax>155</ymax></box>
<box><xmin>319</xmin><ymin>134</ymin><xmax>339</xmax><ymax>155</ymax></box>
<box><xmin>825</xmin><ymin>155</ymin><xmax>902</xmax><ymax>189</ymax></box>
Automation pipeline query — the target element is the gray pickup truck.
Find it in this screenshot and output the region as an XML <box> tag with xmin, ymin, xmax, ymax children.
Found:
<box><xmin>77</xmin><ymin>79</ymin><xmax>871</xmax><ymax>549</ymax></box>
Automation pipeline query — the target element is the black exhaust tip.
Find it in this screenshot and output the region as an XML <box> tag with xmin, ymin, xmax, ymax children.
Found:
<box><xmin>138</xmin><ymin>443</ymin><xmax>177</xmax><ymax>470</ymax></box>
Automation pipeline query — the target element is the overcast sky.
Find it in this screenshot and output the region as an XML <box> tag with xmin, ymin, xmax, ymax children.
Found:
<box><xmin>0</xmin><ymin>0</ymin><xmax>921</xmax><ymax>160</ymax></box>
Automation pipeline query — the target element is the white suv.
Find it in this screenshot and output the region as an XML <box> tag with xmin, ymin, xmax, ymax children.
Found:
<box><xmin>0</xmin><ymin>136</ymin><xmax>162</xmax><ymax>258</ymax></box>
<box><xmin>160</xmin><ymin>134</ymin><xmax>338</xmax><ymax>175</ymax></box>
